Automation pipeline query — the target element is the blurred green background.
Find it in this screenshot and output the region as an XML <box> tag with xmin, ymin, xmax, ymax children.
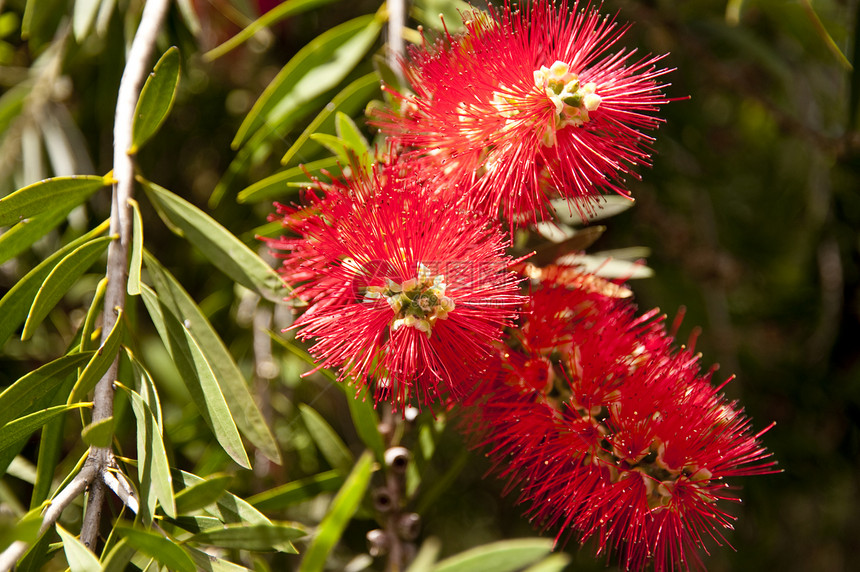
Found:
<box><xmin>1</xmin><ymin>0</ymin><xmax>858</xmax><ymax>570</ymax></box>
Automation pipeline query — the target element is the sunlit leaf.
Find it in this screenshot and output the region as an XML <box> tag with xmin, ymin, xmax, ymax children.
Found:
<box><xmin>81</xmin><ymin>416</ymin><xmax>115</xmax><ymax>448</ymax></box>
<box><xmin>550</xmin><ymin>195</ymin><xmax>634</xmax><ymax>226</ymax></box>
<box><xmin>233</xmin><ymin>11</ymin><xmax>385</xmax><ymax>149</ymax></box>
<box><xmin>116</xmin><ymin>524</ymin><xmax>196</xmax><ymax>572</ymax></box>
<box><xmin>173</xmin><ymin>469</ymin><xmax>272</xmax><ymax>526</ymax></box>
<box><xmin>67</xmin><ymin>309</ymin><xmax>124</xmax><ymax>404</ymax></box>
<box><xmin>0</xmin><ymin>403</ymin><xmax>89</xmax><ymax>456</ymax></box>
<box><xmin>130</xmin><ymin>47</ymin><xmax>181</xmax><ymax>153</ymax></box>
<box><xmin>187</xmin><ymin>546</ymin><xmax>254</xmax><ymax>572</ymax></box>
<box><xmin>72</xmin><ymin>0</ymin><xmax>100</xmax><ymax>40</ymax></box>
<box><xmin>432</xmin><ymin>539</ymin><xmax>554</xmax><ymax>572</ymax></box>
<box><xmin>21</xmin><ymin>235</ymin><xmax>112</xmax><ymax>340</ymax></box>
<box><xmin>334</xmin><ymin>111</ymin><xmax>372</xmax><ymax>172</ymax></box>
<box><xmin>174</xmin><ymin>473</ymin><xmax>233</xmax><ymax>514</ymax></box>
<box><xmin>0</xmin><ymin>175</ymin><xmax>108</xmax><ymax>227</ymax></box>
<box><xmin>553</xmin><ymin>253</ymin><xmax>654</xmax><ymax>279</ymax></box>
<box><xmin>141</xmin><ymin>285</ymin><xmax>250</xmax><ymax>468</ymax></box>
<box><xmin>248</xmin><ymin>470</ymin><xmax>344</xmax><ymax>511</ymax></box>
<box><xmin>405</xmin><ymin>537</ymin><xmax>442</xmax><ymax>572</ymax></box>
<box><xmin>237</xmin><ymin>156</ymin><xmax>339</xmax><ymax>204</ymax></box>
<box><xmin>128</xmin><ymin>198</ymin><xmax>143</xmax><ymax>295</ymax></box>
<box><xmin>100</xmin><ymin>537</ymin><xmax>136</xmax><ymax>572</ymax></box>
<box><xmin>299</xmin><ymin>404</ymin><xmax>353</xmax><ymax>473</ymax></box>
<box><xmin>144</xmin><ymin>252</ymin><xmax>281</xmax><ymax>464</ymax></box>
<box><xmin>57</xmin><ymin>524</ymin><xmax>101</xmax><ymax>572</ymax></box>
<box><xmin>79</xmin><ymin>277</ymin><xmax>108</xmax><ymax>352</ymax></box>
<box><xmin>299</xmin><ymin>451</ymin><xmax>374</xmax><ymax>572</ymax></box>
<box><xmin>204</xmin><ymin>0</ymin><xmax>339</xmax><ymax>61</ymax></box>
<box><xmin>281</xmin><ymin>72</ymin><xmax>380</xmax><ymax>167</ymax></box>
<box><xmin>0</xmin><ymin>220</ymin><xmax>110</xmax><ymax>347</ymax></box>
<box><xmin>0</xmin><ymin>352</ymin><xmax>93</xmax><ymax>427</ymax></box>
<box><xmin>0</xmin><ymin>204</ymin><xmax>72</xmax><ymax>266</ymax></box>
<box><xmin>522</xmin><ymin>553</ymin><xmax>573</xmax><ymax>572</ymax></box>
<box><xmin>142</xmin><ymin>180</ymin><xmax>290</xmax><ymax>304</ymax></box>
<box><xmin>187</xmin><ymin>522</ymin><xmax>306</xmax><ymax>553</ymax></box>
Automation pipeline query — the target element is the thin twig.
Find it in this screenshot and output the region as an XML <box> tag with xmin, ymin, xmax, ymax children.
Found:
<box><xmin>80</xmin><ymin>0</ymin><xmax>172</xmax><ymax>551</ymax></box>
<box><xmin>0</xmin><ymin>462</ymin><xmax>98</xmax><ymax>571</ymax></box>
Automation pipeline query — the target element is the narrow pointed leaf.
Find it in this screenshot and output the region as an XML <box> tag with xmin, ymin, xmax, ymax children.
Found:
<box><xmin>188</xmin><ymin>546</ymin><xmax>254</xmax><ymax>571</ymax></box>
<box><xmin>299</xmin><ymin>404</ymin><xmax>353</xmax><ymax>473</ymax></box>
<box><xmin>345</xmin><ymin>386</ymin><xmax>385</xmax><ymax>461</ymax></box>
<box><xmin>142</xmin><ymin>180</ymin><xmax>289</xmax><ymax>304</ymax></box>
<box><xmin>30</xmin><ymin>377</ymin><xmax>76</xmax><ymax>507</ymax></box>
<box><xmin>334</xmin><ymin>112</ymin><xmax>370</xmax><ymax>156</ymax></box>
<box><xmin>432</xmin><ymin>539</ymin><xmax>554</xmax><ymax>572</ymax></box>
<box><xmin>81</xmin><ymin>416</ymin><xmax>115</xmax><ymax>448</ymax></box>
<box><xmin>116</xmin><ymin>525</ymin><xmax>196</xmax><ymax>572</ymax></box>
<box><xmin>405</xmin><ymin>537</ymin><xmax>442</xmax><ymax>572</ymax></box>
<box><xmin>237</xmin><ymin>156</ymin><xmax>339</xmax><ymax>204</ymax></box>
<box><xmin>233</xmin><ymin>12</ymin><xmax>384</xmax><ymax>148</ymax></box>
<box><xmin>0</xmin><ymin>403</ymin><xmax>89</xmax><ymax>456</ymax></box>
<box><xmin>128</xmin><ymin>199</ymin><xmax>143</xmax><ymax>295</ymax></box>
<box><xmin>522</xmin><ymin>554</ymin><xmax>573</xmax><ymax>572</ymax></box>
<box><xmin>0</xmin><ymin>175</ymin><xmax>108</xmax><ymax>227</ymax></box>
<box><xmin>100</xmin><ymin>538</ymin><xmax>136</xmax><ymax>572</ymax></box>
<box><xmin>21</xmin><ymin>235</ymin><xmax>112</xmax><ymax>339</ymax></box>
<box><xmin>125</xmin><ymin>358</ymin><xmax>175</xmax><ymax>520</ymax></box>
<box><xmin>187</xmin><ymin>522</ymin><xmax>306</xmax><ymax>553</ymax></box>
<box><xmin>72</xmin><ymin>0</ymin><xmax>100</xmax><ymax>40</ymax></box>
<box><xmin>551</xmin><ymin>195</ymin><xmax>634</xmax><ymax>225</ymax></box>
<box><xmin>144</xmin><ymin>252</ymin><xmax>281</xmax><ymax>463</ymax></box>
<box><xmin>174</xmin><ymin>473</ymin><xmax>233</xmax><ymax>514</ymax></box>
<box><xmin>307</xmin><ymin>133</ymin><xmax>351</xmax><ymax>164</ymax></box>
<box><xmin>0</xmin><ymin>204</ymin><xmax>72</xmax><ymax>266</ymax></box>
<box><xmin>79</xmin><ymin>277</ymin><xmax>108</xmax><ymax>352</ymax></box>
<box><xmin>57</xmin><ymin>524</ymin><xmax>101</xmax><ymax>572</ymax></box>
<box><xmin>299</xmin><ymin>451</ymin><xmax>374</xmax><ymax>572</ymax></box>
<box><xmin>204</xmin><ymin>0</ymin><xmax>338</xmax><ymax>61</ymax></box>
<box><xmin>141</xmin><ymin>285</ymin><xmax>250</xmax><ymax>468</ymax></box>
<box><xmin>281</xmin><ymin>72</ymin><xmax>380</xmax><ymax>167</ymax></box>
<box><xmin>0</xmin><ymin>220</ymin><xmax>109</xmax><ymax>347</ymax></box>
<box><xmin>0</xmin><ymin>505</ymin><xmax>43</xmax><ymax>552</ymax></box>
<box><xmin>130</xmin><ymin>47</ymin><xmax>181</xmax><ymax>153</ymax></box>
<box><xmin>173</xmin><ymin>469</ymin><xmax>271</xmax><ymax>525</ymax></box>
<box><xmin>0</xmin><ymin>352</ymin><xmax>93</xmax><ymax>427</ymax></box>
<box><xmin>248</xmin><ymin>470</ymin><xmax>345</xmax><ymax>511</ymax></box>
<box><xmin>67</xmin><ymin>309</ymin><xmax>124</xmax><ymax>404</ymax></box>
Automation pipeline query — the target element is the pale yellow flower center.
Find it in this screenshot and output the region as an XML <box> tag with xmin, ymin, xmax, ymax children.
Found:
<box><xmin>365</xmin><ymin>263</ymin><xmax>455</xmax><ymax>338</ymax></box>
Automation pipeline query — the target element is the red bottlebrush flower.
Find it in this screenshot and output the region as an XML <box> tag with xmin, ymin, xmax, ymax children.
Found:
<box><xmin>376</xmin><ymin>0</ymin><xmax>671</xmax><ymax>226</ymax></box>
<box><xmin>462</xmin><ymin>277</ymin><xmax>777</xmax><ymax>571</ymax></box>
<box><xmin>267</xmin><ymin>164</ymin><xmax>524</xmax><ymax>409</ymax></box>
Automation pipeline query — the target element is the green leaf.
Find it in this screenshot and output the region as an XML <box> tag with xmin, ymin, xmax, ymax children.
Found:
<box><xmin>30</xmin><ymin>377</ymin><xmax>76</xmax><ymax>507</ymax></box>
<box><xmin>116</xmin><ymin>525</ymin><xmax>196</xmax><ymax>572</ymax></box>
<box><xmin>522</xmin><ymin>553</ymin><xmax>573</xmax><ymax>572</ymax></box>
<box><xmin>0</xmin><ymin>504</ymin><xmax>43</xmax><ymax>552</ymax></box>
<box><xmin>0</xmin><ymin>219</ymin><xmax>110</xmax><ymax>347</ymax></box>
<box><xmin>0</xmin><ymin>403</ymin><xmax>88</xmax><ymax>456</ymax></box>
<box><xmin>204</xmin><ymin>0</ymin><xmax>339</xmax><ymax>61</ymax></box>
<box><xmin>187</xmin><ymin>546</ymin><xmax>254</xmax><ymax>572</ymax></box>
<box><xmin>56</xmin><ymin>524</ymin><xmax>101</xmax><ymax>572</ymax></box>
<box><xmin>121</xmin><ymin>373</ymin><xmax>176</xmax><ymax>521</ymax></box>
<box><xmin>299</xmin><ymin>404</ymin><xmax>354</xmax><ymax>473</ymax></box>
<box><xmin>144</xmin><ymin>252</ymin><xmax>281</xmax><ymax>464</ymax></box>
<box><xmin>345</xmin><ymin>385</ymin><xmax>385</xmax><ymax>461</ymax></box>
<box><xmin>128</xmin><ymin>198</ymin><xmax>143</xmax><ymax>295</ymax></box>
<box><xmin>334</xmin><ymin>111</ymin><xmax>371</xmax><ymax>171</ymax></box>
<box><xmin>0</xmin><ymin>203</ymin><xmax>72</xmax><ymax>266</ymax></box>
<box><xmin>0</xmin><ymin>352</ymin><xmax>93</xmax><ymax>427</ymax></box>
<box><xmin>142</xmin><ymin>180</ymin><xmax>290</xmax><ymax>304</ymax></box>
<box><xmin>67</xmin><ymin>309</ymin><xmax>124</xmax><ymax>404</ymax></box>
<box><xmin>281</xmin><ymin>72</ymin><xmax>380</xmax><ymax>167</ymax></box>
<box><xmin>21</xmin><ymin>235</ymin><xmax>112</xmax><ymax>339</ymax></box>
<box><xmin>72</xmin><ymin>0</ymin><xmax>100</xmax><ymax>40</ymax></box>
<box><xmin>141</xmin><ymin>285</ymin><xmax>250</xmax><ymax>468</ymax></box>
<box><xmin>432</xmin><ymin>539</ymin><xmax>555</xmax><ymax>572</ymax></box>
<box><xmin>81</xmin><ymin>416</ymin><xmax>114</xmax><ymax>448</ymax></box>
<box><xmin>0</xmin><ymin>175</ymin><xmax>108</xmax><ymax>227</ymax></box>
<box><xmin>299</xmin><ymin>451</ymin><xmax>374</xmax><ymax>572</ymax></box>
<box><xmin>100</xmin><ymin>537</ymin><xmax>136</xmax><ymax>572</ymax></box>
<box><xmin>173</xmin><ymin>469</ymin><xmax>272</xmax><ymax>526</ymax></box>
<box><xmin>405</xmin><ymin>537</ymin><xmax>442</xmax><ymax>572</ymax></box>
<box><xmin>78</xmin><ymin>277</ymin><xmax>108</xmax><ymax>352</ymax></box>
<box><xmin>233</xmin><ymin>11</ymin><xmax>385</xmax><ymax>149</ymax></box>
<box><xmin>187</xmin><ymin>522</ymin><xmax>306</xmax><ymax>553</ymax></box>
<box><xmin>165</xmin><ymin>516</ymin><xmax>223</xmax><ymax>534</ymax></box>
<box><xmin>174</xmin><ymin>473</ymin><xmax>233</xmax><ymax>514</ymax></box>
<box><xmin>237</xmin><ymin>156</ymin><xmax>339</xmax><ymax>204</ymax></box>
<box><xmin>307</xmin><ymin>133</ymin><xmax>351</xmax><ymax>165</ymax></box>
<box><xmin>248</xmin><ymin>470</ymin><xmax>344</xmax><ymax>511</ymax></box>
<box><xmin>130</xmin><ymin>47</ymin><xmax>181</xmax><ymax>153</ymax></box>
